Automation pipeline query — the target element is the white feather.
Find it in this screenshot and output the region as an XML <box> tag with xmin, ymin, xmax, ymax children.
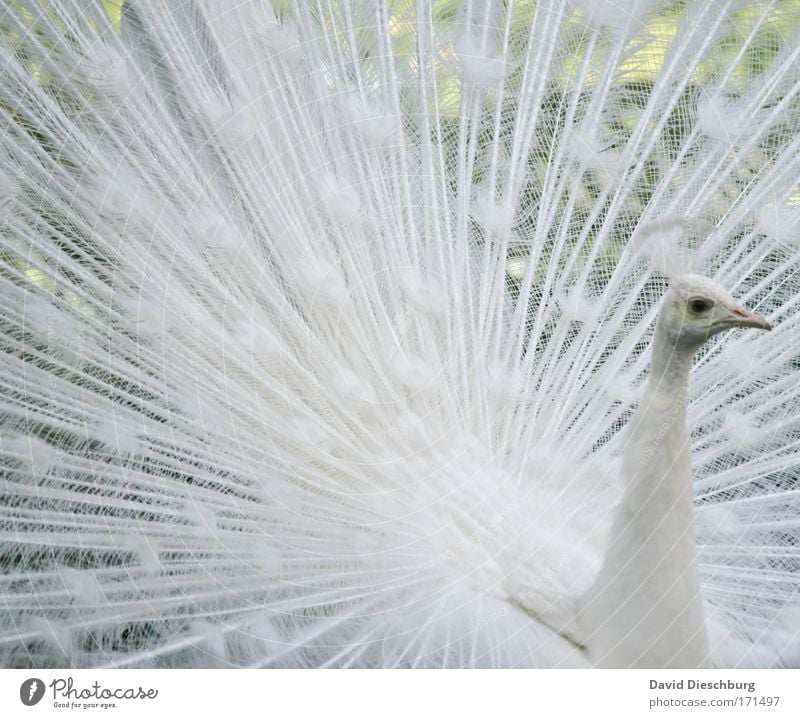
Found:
<box><xmin>0</xmin><ymin>0</ymin><xmax>798</xmax><ymax>669</ymax></box>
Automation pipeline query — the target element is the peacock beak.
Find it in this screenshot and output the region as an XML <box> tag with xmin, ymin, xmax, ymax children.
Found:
<box><xmin>731</xmin><ymin>306</ymin><xmax>772</xmax><ymax>331</ymax></box>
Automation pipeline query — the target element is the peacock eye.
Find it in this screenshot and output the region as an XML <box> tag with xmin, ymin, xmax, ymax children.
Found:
<box><xmin>689</xmin><ymin>298</ymin><xmax>712</xmax><ymax>314</ymax></box>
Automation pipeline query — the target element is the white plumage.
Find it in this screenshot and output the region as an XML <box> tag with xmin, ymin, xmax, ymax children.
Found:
<box><xmin>0</xmin><ymin>0</ymin><xmax>799</xmax><ymax>668</ymax></box>
<box><xmin>579</xmin><ymin>275</ymin><xmax>773</xmax><ymax>668</ymax></box>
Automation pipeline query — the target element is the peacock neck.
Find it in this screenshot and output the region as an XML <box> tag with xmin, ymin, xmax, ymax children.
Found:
<box><xmin>648</xmin><ymin>321</ymin><xmax>695</xmax><ymax>404</ymax></box>
<box><xmin>580</xmin><ymin>319</ymin><xmax>711</xmax><ymax>668</ymax></box>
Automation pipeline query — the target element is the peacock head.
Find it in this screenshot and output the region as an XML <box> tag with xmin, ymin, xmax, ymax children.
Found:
<box><xmin>660</xmin><ymin>274</ymin><xmax>772</xmax><ymax>350</ymax></box>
